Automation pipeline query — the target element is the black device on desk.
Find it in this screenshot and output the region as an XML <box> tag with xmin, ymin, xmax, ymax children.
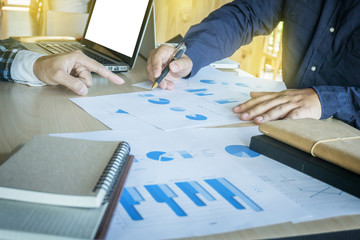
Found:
<box><xmin>19</xmin><ymin>0</ymin><xmax>156</xmax><ymax>72</ymax></box>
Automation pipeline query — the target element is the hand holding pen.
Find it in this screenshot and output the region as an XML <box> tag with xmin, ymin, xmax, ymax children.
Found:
<box><xmin>151</xmin><ymin>42</ymin><xmax>187</xmax><ymax>89</ymax></box>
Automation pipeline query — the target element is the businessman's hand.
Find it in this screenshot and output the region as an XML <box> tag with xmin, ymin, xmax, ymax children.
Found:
<box><xmin>33</xmin><ymin>50</ymin><xmax>124</xmax><ymax>95</ymax></box>
<box><xmin>146</xmin><ymin>44</ymin><xmax>193</xmax><ymax>90</ymax></box>
<box><xmin>232</xmin><ymin>88</ymin><xmax>322</xmax><ymax>124</ymax></box>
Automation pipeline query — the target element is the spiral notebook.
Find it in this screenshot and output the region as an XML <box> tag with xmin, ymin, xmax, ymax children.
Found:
<box><xmin>0</xmin><ymin>135</ymin><xmax>132</xmax><ymax>208</ymax></box>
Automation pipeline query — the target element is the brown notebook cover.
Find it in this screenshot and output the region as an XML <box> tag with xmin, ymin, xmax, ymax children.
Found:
<box><xmin>0</xmin><ymin>137</ymin><xmax>133</xmax><ymax>239</ymax></box>
<box><xmin>0</xmin><ymin>136</ymin><xmax>131</xmax><ymax>208</ymax></box>
<box><xmin>259</xmin><ymin>118</ymin><xmax>360</xmax><ymax>175</ymax></box>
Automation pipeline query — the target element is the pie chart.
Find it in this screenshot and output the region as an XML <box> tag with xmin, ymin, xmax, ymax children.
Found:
<box><xmin>146</xmin><ymin>151</ymin><xmax>174</xmax><ymax>161</ymax></box>
<box><xmin>225</xmin><ymin>145</ymin><xmax>260</xmax><ymax>158</ymax></box>
<box><xmin>185</xmin><ymin>114</ymin><xmax>207</xmax><ymax>121</ymax></box>
<box><xmin>148</xmin><ymin>98</ymin><xmax>170</xmax><ymax>105</ymax></box>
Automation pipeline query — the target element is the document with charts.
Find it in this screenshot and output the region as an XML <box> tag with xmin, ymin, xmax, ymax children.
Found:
<box><xmin>71</xmin><ymin>66</ymin><xmax>286</xmax><ymax>131</ymax></box>
<box><xmin>53</xmin><ymin>128</ymin><xmax>308</xmax><ymax>240</ymax></box>
<box><xmin>53</xmin><ymin>126</ymin><xmax>360</xmax><ymax>239</ymax></box>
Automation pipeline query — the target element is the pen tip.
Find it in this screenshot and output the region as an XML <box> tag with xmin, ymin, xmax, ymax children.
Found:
<box><xmin>151</xmin><ymin>82</ymin><xmax>158</xmax><ymax>89</ymax></box>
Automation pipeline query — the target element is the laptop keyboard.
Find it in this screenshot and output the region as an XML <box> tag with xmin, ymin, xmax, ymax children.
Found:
<box><xmin>37</xmin><ymin>43</ymin><xmax>115</xmax><ymax>64</ymax></box>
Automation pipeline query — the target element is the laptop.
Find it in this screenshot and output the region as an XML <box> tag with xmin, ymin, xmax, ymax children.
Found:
<box><xmin>20</xmin><ymin>0</ymin><xmax>155</xmax><ymax>72</ymax></box>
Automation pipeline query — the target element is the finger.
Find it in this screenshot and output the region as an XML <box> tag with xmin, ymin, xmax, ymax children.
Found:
<box><xmin>73</xmin><ymin>52</ymin><xmax>124</xmax><ymax>85</ymax></box>
<box><xmin>283</xmin><ymin>108</ymin><xmax>304</xmax><ymax>120</ymax></box>
<box><xmin>163</xmin><ymin>80</ymin><xmax>174</xmax><ymax>90</ymax></box>
<box><xmin>57</xmin><ymin>72</ymin><xmax>89</xmax><ymax>95</ymax></box>
<box><xmin>157</xmin><ymin>79</ymin><xmax>173</xmax><ymax>90</ymax></box>
<box><xmin>233</xmin><ymin>92</ymin><xmax>279</xmax><ymax>114</ymax></box>
<box><xmin>151</xmin><ymin>45</ymin><xmax>175</xmax><ymax>78</ymax></box>
<box><xmin>72</xmin><ymin>63</ymin><xmax>93</xmax><ymax>87</ymax></box>
<box><xmin>163</xmin><ymin>72</ymin><xmax>182</xmax><ymax>82</ymax></box>
<box><xmin>158</xmin><ymin>79</ymin><xmax>168</xmax><ymax>89</ymax></box>
<box><xmin>254</xmin><ymin>102</ymin><xmax>299</xmax><ymax>124</ymax></box>
<box><xmin>146</xmin><ymin>57</ymin><xmax>155</xmax><ymax>82</ymax></box>
<box><xmin>76</xmin><ymin>67</ymin><xmax>93</xmax><ymax>88</ymax></box>
<box><xmin>237</xmin><ymin>94</ymin><xmax>291</xmax><ymax>121</ymax></box>
<box><xmin>168</xmin><ymin>55</ymin><xmax>193</xmax><ymax>79</ymax></box>
<box><xmin>250</xmin><ymin>91</ymin><xmax>272</xmax><ymax>99</ymax></box>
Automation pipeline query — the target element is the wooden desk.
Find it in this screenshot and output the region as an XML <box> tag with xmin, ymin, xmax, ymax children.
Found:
<box><xmin>0</xmin><ymin>58</ymin><xmax>359</xmax><ymax>239</ymax></box>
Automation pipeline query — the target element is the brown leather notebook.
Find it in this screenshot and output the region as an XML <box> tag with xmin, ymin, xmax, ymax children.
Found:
<box><xmin>0</xmin><ymin>136</ymin><xmax>133</xmax><ymax>239</ymax></box>
<box><xmin>258</xmin><ymin>118</ymin><xmax>360</xmax><ymax>175</ymax></box>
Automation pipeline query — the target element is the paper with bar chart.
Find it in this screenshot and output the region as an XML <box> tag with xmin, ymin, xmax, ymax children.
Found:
<box><xmin>52</xmin><ymin>126</ymin><xmax>360</xmax><ymax>232</ymax></box>
<box><xmin>71</xmin><ymin>66</ymin><xmax>286</xmax><ymax>131</ymax></box>
<box><xmin>52</xmin><ymin>128</ymin><xmax>307</xmax><ymax>240</ymax></box>
<box><xmin>194</xmin><ymin>127</ymin><xmax>360</xmax><ymax>222</ymax></box>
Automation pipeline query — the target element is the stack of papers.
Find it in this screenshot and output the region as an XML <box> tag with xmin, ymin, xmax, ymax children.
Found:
<box><xmin>63</xmin><ymin>66</ymin><xmax>360</xmax><ymax>240</ymax></box>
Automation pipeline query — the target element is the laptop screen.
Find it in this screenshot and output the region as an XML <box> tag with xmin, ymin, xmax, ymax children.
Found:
<box><xmin>82</xmin><ymin>0</ymin><xmax>153</xmax><ymax>68</ymax></box>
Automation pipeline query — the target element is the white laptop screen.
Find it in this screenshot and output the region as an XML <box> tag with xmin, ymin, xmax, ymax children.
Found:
<box><xmin>82</xmin><ymin>0</ymin><xmax>152</xmax><ymax>67</ymax></box>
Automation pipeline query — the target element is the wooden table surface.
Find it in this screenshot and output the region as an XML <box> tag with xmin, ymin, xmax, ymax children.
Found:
<box><xmin>0</xmin><ymin>58</ymin><xmax>359</xmax><ymax>239</ymax></box>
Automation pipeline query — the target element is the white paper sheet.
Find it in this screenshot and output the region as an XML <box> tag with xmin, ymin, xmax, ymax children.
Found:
<box><xmin>133</xmin><ymin>65</ymin><xmax>285</xmax><ymax>92</ymax></box>
<box><xmin>71</xmin><ymin>66</ymin><xmax>286</xmax><ymax>131</ymax></box>
<box><xmin>71</xmin><ymin>90</ymin><xmax>239</xmax><ymax>131</ymax></box>
<box><xmin>53</xmin><ymin>127</ymin><xmax>360</xmax><ymax>225</ymax></box>
<box><xmin>52</xmin><ymin>129</ymin><xmax>308</xmax><ymax>240</ymax></box>
<box><xmin>192</xmin><ymin>127</ymin><xmax>360</xmax><ymax>222</ymax></box>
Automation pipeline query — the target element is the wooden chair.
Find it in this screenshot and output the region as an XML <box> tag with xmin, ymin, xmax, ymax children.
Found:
<box><xmin>29</xmin><ymin>0</ymin><xmax>88</xmax><ymax>37</ymax></box>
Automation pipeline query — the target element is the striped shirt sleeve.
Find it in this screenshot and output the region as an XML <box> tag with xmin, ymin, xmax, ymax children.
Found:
<box><xmin>0</xmin><ymin>38</ymin><xmax>25</xmax><ymax>82</ymax></box>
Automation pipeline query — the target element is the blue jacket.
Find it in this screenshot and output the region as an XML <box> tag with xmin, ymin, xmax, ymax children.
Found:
<box><xmin>183</xmin><ymin>0</ymin><xmax>360</xmax><ymax>129</ymax></box>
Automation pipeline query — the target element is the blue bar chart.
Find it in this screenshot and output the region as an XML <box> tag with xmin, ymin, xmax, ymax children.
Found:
<box><xmin>215</xmin><ymin>99</ymin><xmax>239</xmax><ymax>104</ymax></box>
<box><xmin>120</xmin><ymin>178</ymin><xmax>263</xmax><ymax>221</ymax></box>
<box><xmin>177</xmin><ymin>150</ymin><xmax>194</xmax><ymax>159</ymax></box>
<box><xmin>185</xmin><ymin>88</ymin><xmax>214</xmax><ymax>96</ymax></box>
<box><xmin>145</xmin><ymin>184</ymin><xmax>187</xmax><ymax>217</ymax></box>
<box><xmin>205</xmin><ymin>178</ymin><xmax>263</xmax><ymax>212</ymax></box>
<box><xmin>200</xmin><ymin>80</ymin><xmax>216</xmax><ymax>84</ymax></box>
<box><xmin>175</xmin><ymin>181</ymin><xmax>215</xmax><ymax>206</ymax></box>
<box><xmin>120</xmin><ymin>187</ymin><xmax>145</xmax><ymax>221</ymax></box>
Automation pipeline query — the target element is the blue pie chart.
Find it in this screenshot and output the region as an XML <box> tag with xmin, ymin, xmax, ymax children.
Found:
<box><xmin>225</xmin><ymin>145</ymin><xmax>260</xmax><ymax>158</ymax></box>
<box><xmin>146</xmin><ymin>151</ymin><xmax>174</xmax><ymax>161</ymax></box>
<box><xmin>185</xmin><ymin>114</ymin><xmax>207</xmax><ymax>121</ymax></box>
<box><xmin>148</xmin><ymin>98</ymin><xmax>170</xmax><ymax>105</ymax></box>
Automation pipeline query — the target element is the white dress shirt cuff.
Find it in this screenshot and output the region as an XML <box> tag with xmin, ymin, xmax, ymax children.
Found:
<box><xmin>11</xmin><ymin>50</ymin><xmax>46</xmax><ymax>86</ymax></box>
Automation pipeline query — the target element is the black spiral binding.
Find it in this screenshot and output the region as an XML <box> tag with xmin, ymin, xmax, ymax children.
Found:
<box><xmin>93</xmin><ymin>141</ymin><xmax>131</xmax><ymax>204</ymax></box>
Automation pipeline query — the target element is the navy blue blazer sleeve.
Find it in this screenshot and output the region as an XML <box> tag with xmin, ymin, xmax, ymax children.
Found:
<box><xmin>183</xmin><ymin>0</ymin><xmax>283</xmax><ymax>77</ymax></box>
<box><xmin>182</xmin><ymin>0</ymin><xmax>360</xmax><ymax>129</ymax></box>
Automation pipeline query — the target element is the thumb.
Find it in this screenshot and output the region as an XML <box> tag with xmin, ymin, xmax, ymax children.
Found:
<box><xmin>169</xmin><ymin>55</ymin><xmax>193</xmax><ymax>78</ymax></box>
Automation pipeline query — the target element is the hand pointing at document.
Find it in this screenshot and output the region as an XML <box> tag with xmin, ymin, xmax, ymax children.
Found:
<box><xmin>33</xmin><ymin>50</ymin><xmax>124</xmax><ymax>95</ymax></box>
